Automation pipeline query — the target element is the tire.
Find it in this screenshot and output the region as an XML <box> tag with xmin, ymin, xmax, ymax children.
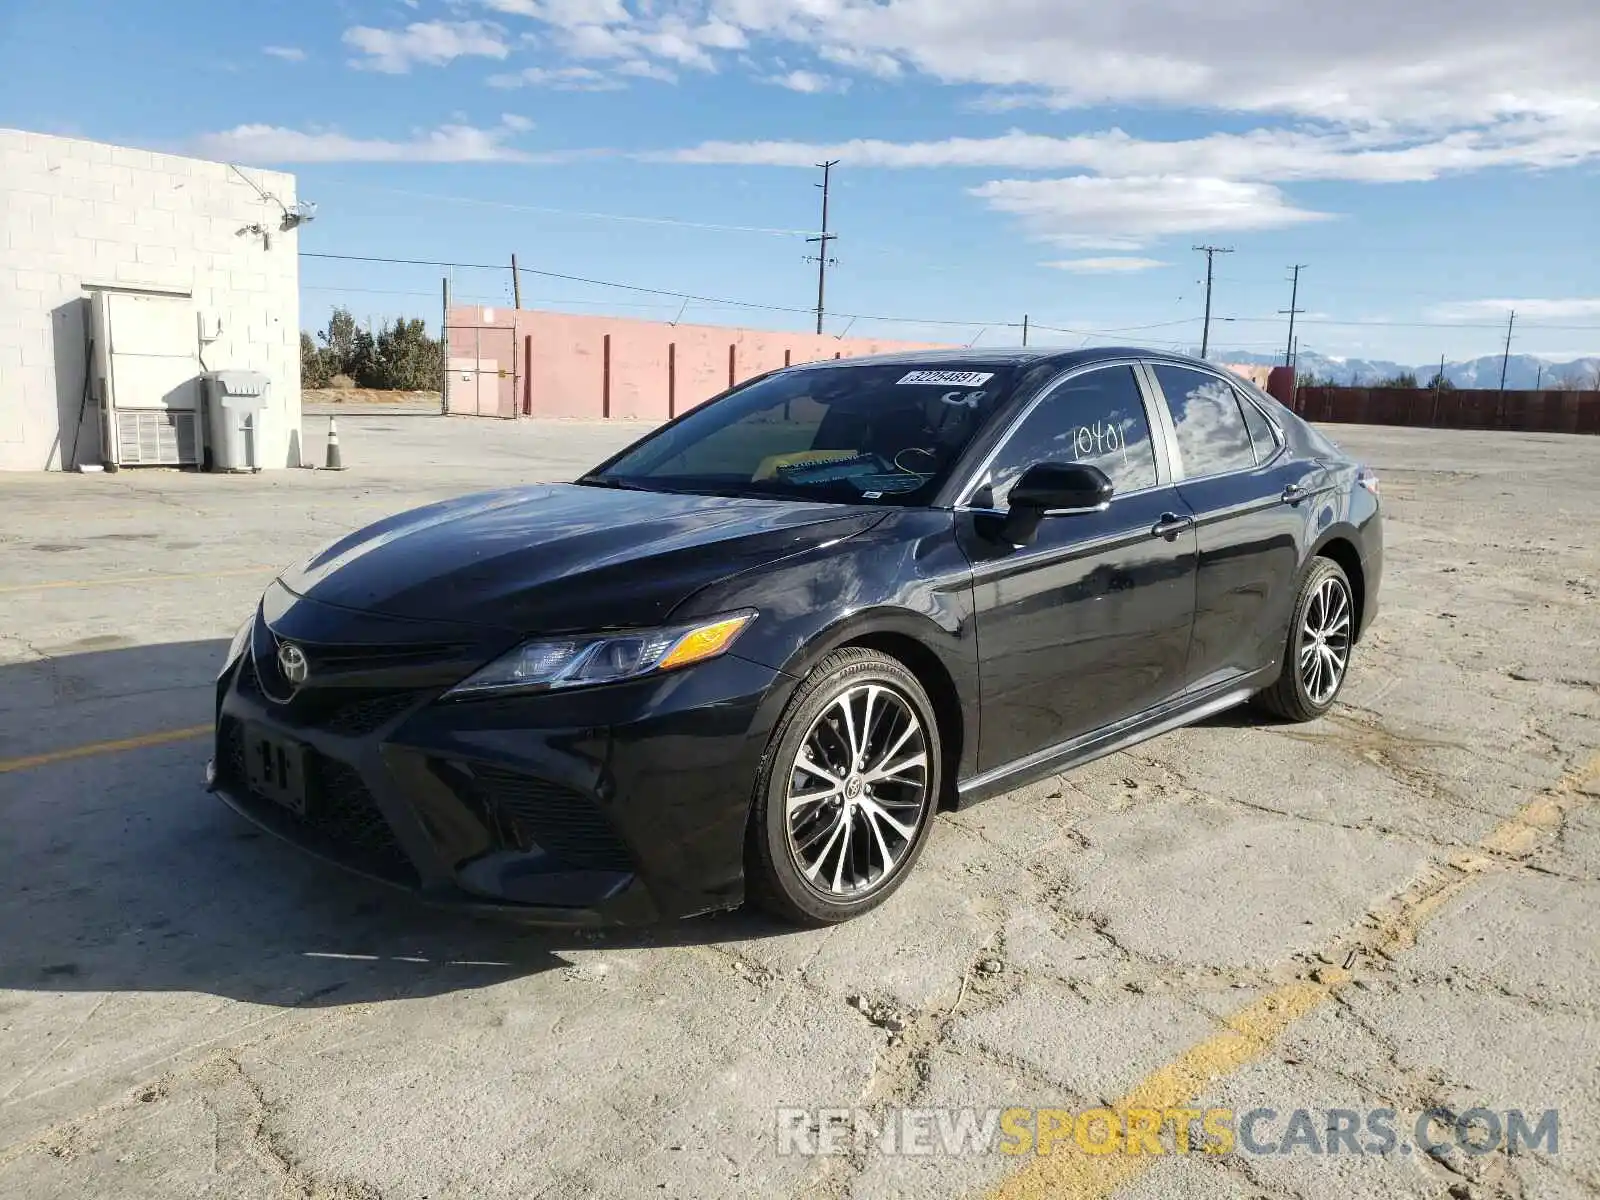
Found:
<box><xmin>1255</xmin><ymin>556</ymin><xmax>1356</xmax><ymax>722</ymax></box>
<box><xmin>746</xmin><ymin>647</ymin><xmax>942</xmax><ymax>926</ymax></box>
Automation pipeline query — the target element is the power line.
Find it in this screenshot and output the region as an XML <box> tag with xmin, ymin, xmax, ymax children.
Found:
<box><xmin>1193</xmin><ymin>245</ymin><xmax>1234</xmax><ymax>358</ymax></box>
<box><xmin>298</xmin><ymin>252</ymin><xmax>1600</xmax><ymax>337</ymax></box>
<box><xmin>1215</xmin><ymin>314</ymin><xmax>1600</xmax><ymax>331</ymax></box>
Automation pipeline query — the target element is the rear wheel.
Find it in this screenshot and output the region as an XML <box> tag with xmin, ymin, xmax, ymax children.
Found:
<box><xmin>1256</xmin><ymin>557</ymin><xmax>1355</xmax><ymax>722</ymax></box>
<box><xmin>746</xmin><ymin>647</ymin><xmax>941</xmax><ymax>926</ymax></box>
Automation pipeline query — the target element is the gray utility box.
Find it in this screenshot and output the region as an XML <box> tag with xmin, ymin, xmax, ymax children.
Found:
<box><xmin>203</xmin><ymin>371</ymin><xmax>271</xmax><ymax>472</ymax></box>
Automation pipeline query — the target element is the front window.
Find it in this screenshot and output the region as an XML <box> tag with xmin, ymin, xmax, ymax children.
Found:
<box><xmin>583</xmin><ymin>362</ymin><xmax>1023</xmax><ymax>505</ymax></box>
<box><xmin>981</xmin><ymin>365</ymin><xmax>1160</xmax><ymax>506</ymax></box>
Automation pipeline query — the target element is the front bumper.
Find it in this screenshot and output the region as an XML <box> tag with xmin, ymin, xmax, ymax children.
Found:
<box><xmin>210</xmin><ymin>644</ymin><xmax>791</xmax><ymax>926</ymax></box>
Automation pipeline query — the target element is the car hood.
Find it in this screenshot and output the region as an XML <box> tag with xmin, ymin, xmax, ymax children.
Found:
<box><xmin>277</xmin><ymin>483</ymin><xmax>882</xmax><ymax>633</ymax></box>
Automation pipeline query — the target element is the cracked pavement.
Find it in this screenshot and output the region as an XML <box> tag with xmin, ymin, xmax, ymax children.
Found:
<box><xmin>1</xmin><ymin>418</ymin><xmax>1597</xmax><ymax>1199</ymax></box>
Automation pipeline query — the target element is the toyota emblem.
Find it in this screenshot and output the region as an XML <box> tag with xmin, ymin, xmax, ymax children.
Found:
<box><xmin>277</xmin><ymin>642</ymin><xmax>309</xmax><ymax>686</ymax></box>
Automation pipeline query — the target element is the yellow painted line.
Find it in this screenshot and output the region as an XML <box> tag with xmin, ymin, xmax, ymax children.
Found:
<box><xmin>0</xmin><ymin>725</ymin><xmax>212</xmax><ymax>774</ymax></box>
<box><xmin>0</xmin><ymin>567</ymin><xmax>273</xmax><ymax>595</ymax></box>
<box><xmin>986</xmin><ymin>748</ymin><xmax>1600</xmax><ymax>1200</ymax></box>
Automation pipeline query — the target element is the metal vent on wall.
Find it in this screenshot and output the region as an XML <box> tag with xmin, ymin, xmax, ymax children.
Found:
<box><xmin>115</xmin><ymin>410</ymin><xmax>199</xmax><ymax>466</ymax></box>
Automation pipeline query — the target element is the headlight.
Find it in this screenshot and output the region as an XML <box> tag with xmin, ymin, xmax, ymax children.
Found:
<box><xmin>219</xmin><ymin>613</ymin><xmax>254</xmax><ymax>680</ymax></box>
<box><xmin>445</xmin><ymin>610</ymin><xmax>757</xmax><ymax>699</ymax></box>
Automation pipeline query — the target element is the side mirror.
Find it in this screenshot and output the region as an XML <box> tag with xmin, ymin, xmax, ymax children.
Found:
<box><xmin>996</xmin><ymin>462</ymin><xmax>1114</xmax><ymax>545</ymax></box>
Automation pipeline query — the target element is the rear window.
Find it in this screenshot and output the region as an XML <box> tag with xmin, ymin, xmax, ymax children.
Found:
<box><xmin>1235</xmin><ymin>389</ymin><xmax>1280</xmax><ymax>462</ymax></box>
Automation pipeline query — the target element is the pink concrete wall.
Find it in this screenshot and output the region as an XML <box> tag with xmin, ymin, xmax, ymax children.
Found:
<box><xmin>448</xmin><ymin>305</ymin><xmax>948</xmax><ymax>421</ymax></box>
<box><xmin>1222</xmin><ymin>363</ymin><xmax>1273</xmax><ymax>388</ymax></box>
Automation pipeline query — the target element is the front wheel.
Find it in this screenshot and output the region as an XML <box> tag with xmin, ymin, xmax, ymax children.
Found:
<box><xmin>746</xmin><ymin>647</ymin><xmax>941</xmax><ymax>926</ymax></box>
<box><xmin>1255</xmin><ymin>557</ymin><xmax>1356</xmax><ymax>722</ymax></box>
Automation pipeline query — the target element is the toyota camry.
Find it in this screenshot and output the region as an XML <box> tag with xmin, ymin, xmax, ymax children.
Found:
<box><xmin>208</xmin><ymin>347</ymin><xmax>1381</xmax><ymax>926</ymax></box>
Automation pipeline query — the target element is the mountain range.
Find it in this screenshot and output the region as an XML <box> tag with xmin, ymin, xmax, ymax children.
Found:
<box><xmin>1221</xmin><ymin>351</ymin><xmax>1600</xmax><ymax>390</ymax></box>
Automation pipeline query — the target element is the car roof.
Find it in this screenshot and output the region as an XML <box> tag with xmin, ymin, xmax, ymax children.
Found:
<box><xmin>788</xmin><ymin>345</ymin><xmax>1220</xmax><ymax>372</ymax></box>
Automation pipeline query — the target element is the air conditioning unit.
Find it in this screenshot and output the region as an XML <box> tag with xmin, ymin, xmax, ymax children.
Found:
<box><xmin>90</xmin><ymin>290</ymin><xmax>204</xmax><ymax>467</ymax></box>
<box><xmin>115</xmin><ymin>409</ymin><xmax>200</xmax><ymax>466</ymax></box>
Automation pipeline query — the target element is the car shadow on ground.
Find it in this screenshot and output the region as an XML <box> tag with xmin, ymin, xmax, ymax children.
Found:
<box><xmin>1194</xmin><ymin>698</ymin><xmax>1293</xmax><ymax>728</ymax></box>
<box><xmin>0</xmin><ymin>640</ymin><xmax>796</xmax><ymax>1011</ymax></box>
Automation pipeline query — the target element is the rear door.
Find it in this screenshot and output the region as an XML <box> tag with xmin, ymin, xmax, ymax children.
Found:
<box><xmin>955</xmin><ymin>363</ymin><xmax>1198</xmax><ymax>770</ymax></box>
<box><xmin>1143</xmin><ymin>362</ymin><xmax>1313</xmax><ymax>692</ymax></box>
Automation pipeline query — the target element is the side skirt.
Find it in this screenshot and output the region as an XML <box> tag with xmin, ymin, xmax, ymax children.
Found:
<box><xmin>953</xmin><ymin>667</ymin><xmax>1277</xmax><ymax>808</ymax></box>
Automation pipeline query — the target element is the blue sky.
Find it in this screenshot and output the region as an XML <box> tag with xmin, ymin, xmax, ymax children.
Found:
<box><xmin>4</xmin><ymin>0</ymin><xmax>1598</xmax><ymax>368</ymax></box>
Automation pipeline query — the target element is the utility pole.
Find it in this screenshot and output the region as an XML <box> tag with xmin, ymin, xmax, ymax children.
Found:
<box><xmin>1022</xmin><ymin>314</ymin><xmax>1029</xmax><ymax>347</ymax></box>
<box><xmin>1194</xmin><ymin>245</ymin><xmax>1233</xmax><ymax>358</ymax></box>
<box><xmin>441</xmin><ymin>275</ymin><xmax>451</xmax><ymax>416</ymax></box>
<box><xmin>510</xmin><ymin>254</ymin><xmax>522</xmax><ymax>309</ymax></box>
<box><xmin>1498</xmin><ymin>309</ymin><xmax>1516</xmax><ymax>392</ymax></box>
<box><xmin>1281</xmin><ymin>264</ymin><xmax>1307</xmax><ymax>366</ymax></box>
<box><xmin>805</xmin><ymin>160</ymin><xmax>840</xmax><ymax>335</ymax></box>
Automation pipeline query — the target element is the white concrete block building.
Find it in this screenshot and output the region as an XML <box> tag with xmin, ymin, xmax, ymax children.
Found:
<box><xmin>1</xmin><ymin>128</ymin><xmax>303</xmax><ymax>471</ymax></box>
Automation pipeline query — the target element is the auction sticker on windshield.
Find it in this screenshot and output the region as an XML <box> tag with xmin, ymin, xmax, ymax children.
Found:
<box><xmin>896</xmin><ymin>370</ymin><xmax>994</xmax><ymax>386</ymax></box>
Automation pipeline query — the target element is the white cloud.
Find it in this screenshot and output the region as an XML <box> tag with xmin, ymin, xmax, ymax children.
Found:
<box><xmin>817</xmin><ymin>43</ymin><xmax>902</xmax><ymax>79</ymax></box>
<box><xmin>193</xmin><ymin>119</ymin><xmax>543</xmax><ymax>164</ymax></box>
<box><xmin>765</xmin><ymin>69</ymin><xmax>846</xmax><ymax>94</ymax></box>
<box><xmin>411</xmin><ymin>0</ymin><xmax>1598</xmax><ymax>253</ymax></box>
<box><xmin>500</xmin><ymin>113</ymin><xmax>536</xmax><ymax>131</ymax></box>
<box><xmin>458</xmin><ymin>0</ymin><xmax>1599</xmax><ymax>129</ymax></box>
<box><xmin>655</xmin><ymin>121</ymin><xmax>1600</xmax><ymax>182</ymax></box>
<box><xmin>972</xmin><ymin>176</ymin><xmax>1332</xmax><ymax>250</ymax></box>
<box><xmin>262</xmin><ymin>45</ymin><xmax>307</xmax><ymax>62</ymax></box>
<box><xmin>695</xmin><ymin>19</ymin><xmax>749</xmax><ymax>50</ymax></box>
<box><xmin>1044</xmin><ymin>257</ymin><xmax>1170</xmax><ymax>273</ymax></box>
<box><xmin>343</xmin><ymin>21</ymin><xmax>509</xmax><ymax>73</ymax></box>
<box><xmin>615</xmin><ymin>58</ymin><xmax>677</xmax><ymax>82</ymax></box>
<box><xmin>487</xmin><ymin>64</ymin><xmax>625</xmax><ymax>89</ymax></box>
<box><xmin>1426</xmin><ymin>298</ymin><xmax>1600</xmax><ymax>322</ymax></box>
<box><xmin>481</xmin><ymin>0</ymin><xmax>627</xmax><ymax>19</ymax></box>
<box><xmin>721</xmin><ymin>0</ymin><xmax>1596</xmax><ymax>128</ymax></box>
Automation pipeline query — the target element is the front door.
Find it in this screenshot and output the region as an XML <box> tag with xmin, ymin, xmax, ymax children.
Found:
<box><xmin>957</xmin><ymin>364</ymin><xmax>1199</xmax><ymax>772</ymax></box>
<box><xmin>1145</xmin><ymin>363</ymin><xmax>1309</xmax><ymax>692</ymax></box>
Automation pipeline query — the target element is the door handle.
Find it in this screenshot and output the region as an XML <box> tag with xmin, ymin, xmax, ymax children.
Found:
<box><xmin>1281</xmin><ymin>483</ymin><xmax>1309</xmax><ymax>505</ymax></box>
<box><xmin>1150</xmin><ymin>512</ymin><xmax>1195</xmax><ymax>539</ymax></box>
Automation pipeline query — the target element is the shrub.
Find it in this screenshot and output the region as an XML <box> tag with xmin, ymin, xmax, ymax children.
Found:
<box><xmin>300</xmin><ymin>331</ymin><xmax>331</xmax><ymax>389</ymax></box>
<box><xmin>300</xmin><ymin>307</ymin><xmax>442</xmax><ymax>391</ymax></box>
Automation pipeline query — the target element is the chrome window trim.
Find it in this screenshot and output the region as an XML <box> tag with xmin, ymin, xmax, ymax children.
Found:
<box><xmin>952</xmin><ymin>359</ymin><xmax>1168</xmax><ymax>510</ymax></box>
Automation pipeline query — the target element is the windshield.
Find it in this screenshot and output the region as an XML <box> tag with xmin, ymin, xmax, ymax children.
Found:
<box><xmin>584</xmin><ymin>362</ymin><xmax>1020</xmax><ymax>505</ymax></box>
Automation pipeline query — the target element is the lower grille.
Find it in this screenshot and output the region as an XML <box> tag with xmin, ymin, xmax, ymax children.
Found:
<box><xmin>322</xmin><ymin>693</ymin><xmax>420</xmax><ymax>737</ymax></box>
<box><xmin>218</xmin><ymin>717</ymin><xmax>418</xmax><ymax>885</ymax></box>
<box><xmin>465</xmin><ymin>765</ymin><xmax>634</xmax><ymax>872</ymax></box>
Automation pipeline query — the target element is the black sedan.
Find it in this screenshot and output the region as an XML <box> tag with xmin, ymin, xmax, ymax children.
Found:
<box><xmin>209</xmin><ymin>347</ymin><xmax>1381</xmax><ymax>926</ymax></box>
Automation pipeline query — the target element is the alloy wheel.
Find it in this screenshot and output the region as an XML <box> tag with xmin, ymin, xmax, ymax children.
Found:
<box><xmin>1299</xmin><ymin>575</ymin><xmax>1352</xmax><ymax>705</ymax></box>
<box><xmin>785</xmin><ymin>682</ymin><xmax>931</xmax><ymax>898</ymax></box>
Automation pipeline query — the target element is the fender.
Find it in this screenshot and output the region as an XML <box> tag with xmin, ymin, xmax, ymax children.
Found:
<box><xmin>766</xmin><ymin>604</ymin><xmax>982</xmax><ymax>796</ymax></box>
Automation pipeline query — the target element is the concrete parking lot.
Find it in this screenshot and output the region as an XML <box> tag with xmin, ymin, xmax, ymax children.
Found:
<box><xmin>1</xmin><ymin>416</ymin><xmax>1596</xmax><ymax>1200</ymax></box>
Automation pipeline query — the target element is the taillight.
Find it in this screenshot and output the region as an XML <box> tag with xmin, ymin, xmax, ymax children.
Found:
<box><xmin>1357</xmin><ymin>468</ymin><xmax>1379</xmax><ymax>496</ymax></box>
